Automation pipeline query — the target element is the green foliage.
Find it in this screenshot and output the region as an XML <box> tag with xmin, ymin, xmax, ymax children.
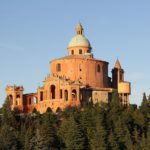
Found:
<box><xmin>56</xmin><ymin>107</ymin><xmax>62</xmax><ymax>114</ymax></box>
<box><xmin>2</xmin><ymin>99</ymin><xmax>15</xmax><ymax>125</ymax></box>
<box><xmin>140</xmin><ymin>93</ymin><xmax>150</xmax><ymax>115</ymax></box>
<box><xmin>0</xmin><ymin>125</ymin><xmax>19</xmax><ymax>150</ymax></box>
<box><xmin>32</xmin><ymin>108</ymin><xmax>38</xmax><ymax>114</ymax></box>
<box><xmin>0</xmin><ymin>93</ymin><xmax>150</xmax><ymax>149</ymax></box>
<box><xmin>46</xmin><ymin>107</ymin><xmax>52</xmax><ymax>113</ymax></box>
<box><xmin>59</xmin><ymin>116</ymin><xmax>85</xmax><ymax>150</ymax></box>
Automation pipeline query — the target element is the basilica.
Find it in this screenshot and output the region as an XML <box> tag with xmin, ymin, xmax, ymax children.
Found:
<box><xmin>6</xmin><ymin>23</ymin><xmax>131</xmax><ymax>113</ymax></box>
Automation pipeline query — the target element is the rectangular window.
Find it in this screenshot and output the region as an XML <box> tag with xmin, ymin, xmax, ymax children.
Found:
<box><xmin>79</xmin><ymin>49</ymin><xmax>82</xmax><ymax>54</ymax></box>
<box><xmin>97</xmin><ymin>64</ymin><xmax>100</xmax><ymax>72</ymax></box>
<box><xmin>71</xmin><ymin>50</ymin><xmax>74</xmax><ymax>55</ymax></box>
<box><xmin>40</xmin><ymin>91</ymin><xmax>43</xmax><ymax>101</ymax></box>
<box><xmin>56</xmin><ymin>63</ymin><xmax>61</xmax><ymax>72</ymax></box>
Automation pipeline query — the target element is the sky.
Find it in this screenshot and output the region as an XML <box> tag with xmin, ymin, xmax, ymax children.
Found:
<box><xmin>0</xmin><ymin>0</ymin><xmax>150</xmax><ymax>106</ymax></box>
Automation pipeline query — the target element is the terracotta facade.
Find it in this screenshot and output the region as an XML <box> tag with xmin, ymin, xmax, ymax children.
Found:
<box><xmin>6</xmin><ymin>23</ymin><xmax>131</xmax><ymax>113</ymax></box>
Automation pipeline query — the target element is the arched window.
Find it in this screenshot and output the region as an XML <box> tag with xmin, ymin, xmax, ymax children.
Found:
<box><xmin>64</xmin><ymin>90</ymin><xmax>68</xmax><ymax>101</ymax></box>
<box><xmin>29</xmin><ymin>98</ymin><xmax>32</xmax><ymax>105</ymax></box>
<box><xmin>120</xmin><ymin>73</ymin><xmax>123</xmax><ymax>81</ymax></box>
<box><xmin>71</xmin><ymin>50</ymin><xmax>74</xmax><ymax>55</ymax></box>
<box><xmin>16</xmin><ymin>94</ymin><xmax>20</xmax><ymax>98</ymax></box>
<box><xmin>60</xmin><ymin>89</ymin><xmax>62</xmax><ymax>99</ymax></box>
<box><xmin>51</xmin><ymin>85</ymin><xmax>56</xmax><ymax>99</ymax></box>
<box><xmin>8</xmin><ymin>95</ymin><xmax>13</xmax><ymax>105</ymax></box>
<box><xmin>56</xmin><ymin>63</ymin><xmax>61</xmax><ymax>72</ymax></box>
<box><xmin>79</xmin><ymin>49</ymin><xmax>82</xmax><ymax>54</ymax></box>
<box><xmin>40</xmin><ymin>91</ymin><xmax>43</xmax><ymax>101</ymax></box>
<box><xmin>87</xmin><ymin>49</ymin><xmax>90</xmax><ymax>53</ymax></box>
<box><xmin>34</xmin><ymin>97</ymin><xmax>38</xmax><ymax>104</ymax></box>
<box><xmin>16</xmin><ymin>94</ymin><xmax>20</xmax><ymax>105</ymax></box>
<box><xmin>72</xmin><ymin>89</ymin><xmax>77</xmax><ymax>100</ymax></box>
<box><xmin>97</xmin><ymin>64</ymin><xmax>100</xmax><ymax>72</ymax></box>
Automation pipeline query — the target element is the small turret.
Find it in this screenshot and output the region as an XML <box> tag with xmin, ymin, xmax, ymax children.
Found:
<box><xmin>112</xmin><ymin>59</ymin><xmax>131</xmax><ymax>106</ymax></box>
<box><xmin>76</xmin><ymin>23</ymin><xmax>84</xmax><ymax>35</ymax></box>
<box><xmin>6</xmin><ymin>85</ymin><xmax>24</xmax><ymax>111</ymax></box>
<box><xmin>112</xmin><ymin>59</ymin><xmax>124</xmax><ymax>88</ymax></box>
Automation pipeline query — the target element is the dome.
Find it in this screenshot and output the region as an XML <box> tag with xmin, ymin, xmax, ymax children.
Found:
<box><xmin>68</xmin><ymin>23</ymin><xmax>91</xmax><ymax>48</ymax></box>
<box><xmin>68</xmin><ymin>34</ymin><xmax>91</xmax><ymax>48</ymax></box>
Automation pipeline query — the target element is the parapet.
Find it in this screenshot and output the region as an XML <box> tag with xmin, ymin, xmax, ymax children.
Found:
<box><xmin>6</xmin><ymin>85</ymin><xmax>24</xmax><ymax>92</ymax></box>
<box><xmin>118</xmin><ymin>82</ymin><xmax>131</xmax><ymax>94</ymax></box>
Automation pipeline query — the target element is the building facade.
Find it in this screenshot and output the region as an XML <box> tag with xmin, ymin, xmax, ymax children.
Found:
<box><xmin>6</xmin><ymin>23</ymin><xmax>131</xmax><ymax>113</ymax></box>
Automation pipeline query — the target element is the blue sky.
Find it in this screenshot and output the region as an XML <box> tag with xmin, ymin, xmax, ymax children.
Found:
<box><xmin>0</xmin><ymin>0</ymin><xmax>150</xmax><ymax>106</ymax></box>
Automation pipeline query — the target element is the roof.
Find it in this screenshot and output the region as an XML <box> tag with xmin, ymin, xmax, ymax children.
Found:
<box><xmin>114</xmin><ymin>59</ymin><xmax>121</xmax><ymax>69</ymax></box>
<box><xmin>50</xmin><ymin>55</ymin><xmax>109</xmax><ymax>64</ymax></box>
<box><xmin>68</xmin><ymin>34</ymin><xmax>91</xmax><ymax>48</ymax></box>
<box><xmin>68</xmin><ymin>23</ymin><xmax>91</xmax><ymax>48</ymax></box>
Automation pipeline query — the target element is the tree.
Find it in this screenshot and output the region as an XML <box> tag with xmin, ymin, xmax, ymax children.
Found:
<box><xmin>111</xmin><ymin>89</ymin><xmax>121</xmax><ymax>105</ymax></box>
<box><xmin>59</xmin><ymin>116</ymin><xmax>85</xmax><ymax>150</ymax></box>
<box><xmin>32</xmin><ymin>108</ymin><xmax>39</xmax><ymax>114</ymax></box>
<box><xmin>36</xmin><ymin>110</ymin><xmax>59</xmax><ymax>149</ymax></box>
<box><xmin>90</xmin><ymin>116</ymin><xmax>106</xmax><ymax>150</ymax></box>
<box><xmin>0</xmin><ymin>124</ymin><xmax>19</xmax><ymax>150</ymax></box>
<box><xmin>114</xmin><ymin>117</ymin><xmax>132</xmax><ymax>150</ymax></box>
<box><xmin>80</xmin><ymin>105</ymin><xmax>96</xmax><ymax>150</ymax></box>
<box><xmin>140</xmin><ymin>93</ymin><xmax>149</xmax><ymax>115</ymax></box>
<box><xmin>46</xmin><ymin>107</ymin><xmax>52</xmax><ymax>113</ymax></box>
<box><xmin>145</xmin><ymin>124</ymin><xmax>150</xmax><ymax>149</ymax></box>
<box><xmin>24</xmin><ymin>125</ymin><xmax>35</xmax><ymax>150</ymax></box>
<box><xmin>2</xmin><ymin>99</ymin><xmax>16</xmax><ymax>126</ymax></box>
<box><xmin>56</xmin><ymin>107</ymin><xmax>62</xmax><ymax>114</ymax></box>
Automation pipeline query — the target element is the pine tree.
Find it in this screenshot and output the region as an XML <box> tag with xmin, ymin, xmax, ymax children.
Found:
<box><xmin>146</xmin><ymin>131</ymin><xmax>150</xmax><ymax>149</ymax></box>
<box><xmin>109</xmin><ymin>89</ymin><xmax>123</xmax><ymax>122</ymax></box>
<box><xmin>2</xmin><ymin>99</ymin><xmax>16</xmax><ymax>126</ymax></box>
<box><xmin>131</xmin><ymin>128</ymin><xmax>140</xmax><ymax>150</ymax></box>
<box><xmin>24</xmin><ymin>126</ymin><xmax>35</xmax><ymax>150</ymax></box>
<box><xmin>90</xmin><ymin>116</ymin><xmax>106</xmax><ymax>150</ymax></box>
<box><xmin>140</xmin><ymin>93</ymin><xmax>150</xmax><ymax>115</ymax></box>
<box><xmin>31</xmin><ymin>110</ymin><xmax>60</xmax><ymax>150</ymax></box>
<box><xmin>61</xmin><ymin>116</ymin><xmax>85</xmax><ymax>150</ymax></box>
<box><xmin>108</xmin><ymin>130</ymin><xmax>119</xmax><ymax>150</ymax></box>
<box><xmin>0</xmin><ymin>124</ymin><xmax>19</xmax><ymax>150</ymax></box>
<box><xmin>114</xmin><ymin>117</ymin><xmax>132</xmax><ymax>150</ymax></box>
<box><xmin>140</xmin><ymin>133</ymin><xmax>147</xmax><ymax>150</ymax></box>
<box><xmin>80</xmin><ymin>105</ymin><xmax>96</xmax><ymax>150</ymax></box>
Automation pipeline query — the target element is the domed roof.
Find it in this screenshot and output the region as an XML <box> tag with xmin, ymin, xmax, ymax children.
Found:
<box><xmin>68</xmin><ymin>34</ymin><xmax>91</xmax><ymax>48</ymax></box>
<box><xmin>68</xmin><ymin>23</ymin><xmax>91</xmax><ymax>48</ymax></box>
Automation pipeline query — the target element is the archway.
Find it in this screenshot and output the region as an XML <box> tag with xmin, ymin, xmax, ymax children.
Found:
<box><xmin>51</xmin><ymin>85</ymin><xmax>56</xmax><ymax>99</ymax></box>
<box><xmin>16</xmin><ymin>94</ymin><xmax>20</xmax><ymax>105</ymax></box>
<box><xmin>97</xmin><ymin>64</ymin><xmax>100</xmax><ymax>72</ymax></box>
<box><xmin>34</xmin><ymin>97</ymin><xmax>38</xmax><ymax>104</ymax></box>
<box><xmin>72</xmin><ymin>89</ymin><xmax>77</xmax><ymax>100</ymax></box>
<box><xmin>8</xmin><ymin>95</ymin><xmax>13</xmax><ymax>105</ymax></box>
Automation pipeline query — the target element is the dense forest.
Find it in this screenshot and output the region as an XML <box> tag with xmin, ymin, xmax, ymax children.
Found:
<box><xmin>0</xmin><ymin>90</ymin><xmax>150</xmax><ymax>150</ymax></box>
